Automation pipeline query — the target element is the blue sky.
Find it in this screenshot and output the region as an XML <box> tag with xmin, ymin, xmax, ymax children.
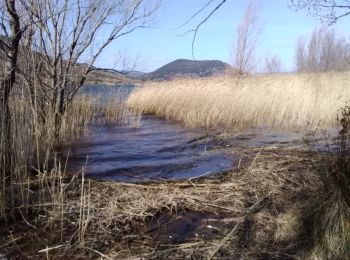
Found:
<box><xmin>95</xmin><ymin>0</ymin><xmax>350</xmax><ymax>72</ymax></box>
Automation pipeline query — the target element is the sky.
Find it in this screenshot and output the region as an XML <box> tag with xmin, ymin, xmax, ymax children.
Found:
<box><xmin>94</xmin><ymin>0</ymin><xmax>350</xmax><ymax>73</ymax></box>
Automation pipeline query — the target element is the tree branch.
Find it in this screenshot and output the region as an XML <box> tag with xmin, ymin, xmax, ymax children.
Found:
<box><xmin>180</xmin><ymin>0</ymin><xmax>227</xmax><ymax>60</ymax></box>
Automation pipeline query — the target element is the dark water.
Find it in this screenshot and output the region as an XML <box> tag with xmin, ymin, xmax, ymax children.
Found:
<box><xmin>66</xmin><ymin>115</ymin><xmax>233</xmax><ymax>182</ymax></box>
<box><xmin>65</xmin><ymin>85</ymin><xmax>307</xmax><ymax>183</ymax></box>
<box><xmin>148</xmin><ymin>210</ymin><xmax>232</xmax><ymax>244</ymax></box>
<box><xmin>80</xmin><ymin>84</ymin><xmax>135</xmax><ymax>95</ymax></box>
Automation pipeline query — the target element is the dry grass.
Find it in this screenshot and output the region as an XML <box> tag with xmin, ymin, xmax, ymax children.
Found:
<box><xmin>0</xmin><ymin>82</ymin><xmax>141</xmax><ymax>258</ymax></box>
<box><xmin>304</xmin><ymin>105</ymin><xmax>350</xmax><ymax>259</ymax></box>
<box><xmin>2</xmin><ymin>73</ymin><xmax>350</xmax><ymax>258</ymax></box>
<box><xmin>0</xmin><ymin>87</ymin><xmax>139</xmax><ymax>219</ymax></box>
<box><xmin>59</xmin><ymin>93</ymin><xmax>141</xmax><ymax>140</ymax></box>
<box><xmin>127</xmin><ymin>72</ymin><xmax>350</xmax><ymax>130</ymax></box>
<box><xmin>0</xmin><ymin>144</ymin><xmax>322</xmax><ymax>259</ymax></box>
<box><xmin>1</xmin><ymin>81</ymin><xmax>346</xmax><ymax>258</ymax></box>
<box><xmin>308</xmin><ymin>191</ymin><xmax>350</xmax><ymax>260</ymax></box>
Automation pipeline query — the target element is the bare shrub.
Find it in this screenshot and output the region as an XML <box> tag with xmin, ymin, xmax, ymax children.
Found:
<box><xmin>306</xmin><ymin>105</ymin><xmax>350</xmax><ymax>259</ymax></box>
<box><xmin>263</xmin><ymin>53</ymin><xmax>283</xmax><ymax>73</ymax></box>
<box><xmin>0</xmin><ymin>0</ymin><xmax>157</xmax><ymax>221</ymax></box>
<box><xmin>17</xmin><ymin>0</ymin><xmax>158</xmax><ymax>136</ymax></box>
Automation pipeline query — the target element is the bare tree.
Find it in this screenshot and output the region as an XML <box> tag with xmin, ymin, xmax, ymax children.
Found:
<box><xmin>0</xmin><ymin>0</ymin><xmax>24</xmax><ymax>193</ymax></box>
<box><xmin>294</xmin><ymin>26</ymin><xmax>350</xmax><ymax>72</ymax></box>
<box><xmin>18</xmin><ymin>0</ymin><xmax>159</xmax><ymax>137</ymax></box>
<box><xmin>0</xmin><ymin>0</ymin><xmax>22</xmax><ymax>127</ymax></box>
<box><xmin>263</xmin><ymin>53</ymin><xmax>283</xmax><ymax>73</ymax></box>
<box><xmin>291</xmin><ymin>0</ymin><xmax>350</xmax><ymax>24</ymax></box>
<box><xmin>295</xmin><ymin>36</ymin><xmax>307</xmax><ymax>72</ymax></box>
<box><xmin>232</xmin><ymin>0</ymin><xmax>262</xmax><ymax>75</ymax></box>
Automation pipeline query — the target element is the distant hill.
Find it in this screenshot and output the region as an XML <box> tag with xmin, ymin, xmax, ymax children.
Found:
<box><xmin>121</xmin><ymin>70</ymin><xmax>146</xmax><ymax>78</ymax></box>
<box><xmin>85</xmin><ymin>68</ymin><xmax>127</xmax><ymax>85</ymax></box>
<box><xmin>79</xmin><ymin>59</ymin><xmax>233</xmax><ymax>84</ymax></box>
<box><xmin>85</xmin><ymin>68</ymin><xmax>146</xmax><ymax>85</ymax></box>
<box><xmin>85</xmin><ymin>68</ymin><xmax>141</xmax><ymax>85</ymax></box>
<box><xmin>143</xmin><ymin>59</ymin><xmax>232</xmax><ymax>80</ymax></box>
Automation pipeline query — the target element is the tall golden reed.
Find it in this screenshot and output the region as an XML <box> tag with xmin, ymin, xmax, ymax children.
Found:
<box><xmin>127</xmin><ymin>72</ymin><xmax>350</xmax><ymax>131</ymax></box>
<box><xmin>0</xmin><ymin>89</ymin><xmax>137</xmax><ymax>219</ymax></box>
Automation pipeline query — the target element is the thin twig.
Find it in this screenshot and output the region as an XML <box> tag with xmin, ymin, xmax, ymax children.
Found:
<box><xmin>83</xmin><ymin>246</ymin><xmax>113</xmax><ymax>260</ymax></box>
<box><xmin>207</xmin><ymin>222</ymin><xmax>240</xmax><ymax>260</ymax></box>
<box><xmin>179</xmin><ymin>0</ymin><xmax>227</xmax><ymax>59</ymax></box>
<box><xmin>175</xmin><ymin>0</ymin><xmax>216</xmax><ymax>30</ymax></box>
<box><xmin>38</xmin><ymin>245</ymin><xmax>64</xmax><ymax>253</ymax></box>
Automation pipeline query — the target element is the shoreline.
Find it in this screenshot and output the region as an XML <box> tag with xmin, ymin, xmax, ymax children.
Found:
<box><xmin>0</xmin><ymin>142</ymin><xmax>321</xmax><ymax>259</ymax></box>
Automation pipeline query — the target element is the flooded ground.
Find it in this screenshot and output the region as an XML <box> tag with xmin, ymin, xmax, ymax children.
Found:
<box><xmin>65</xmin><ymin>116</ymin><xmax>307</xmax><ymax>182</ymax></box>
<box><xmin>64</xmin><ymin>84</ymin><xmax>307</xmax><ymax>183</ymax></box>
<box><xmin>66</xmin><ymin>115</ymin><xmax>233</xmax><ymax>182</ymax></box>
<box><xmin>148</xmin><ymin>210</ymin><xmax>236</xmax><ymax>244</ymax></box>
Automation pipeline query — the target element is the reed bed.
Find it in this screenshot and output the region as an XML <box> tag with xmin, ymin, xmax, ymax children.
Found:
<box><xmin>2</xmin><ymin>75</ymin><xmax>349</xmax><ymax>258</ymax></box>
<box><xmin>59</xmin><ymin>93</ymin><xmax>141</xmax><ymax>140</ymax></box>
<box><xmin>0</xmin><ymin>87</ymin><xmax>139</xmax><ymax>220</ymax></box>
<box><xmin>127</xmin><ymin>72</ymin><xmax>350</xmax><ymax>131</ymax></box>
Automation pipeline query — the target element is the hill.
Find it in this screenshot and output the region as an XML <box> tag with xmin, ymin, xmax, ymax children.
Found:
<box><xmin>85</xmin><ymin>68</ymin><xmax>129</xmax><ymax>85</ymax></box>
<box><xmin>143</xmin><ymin>59</ymin><xmax>232</xmax><ymax>80</ymax></box>
<box><xmin>85</xmin><ymin>68</ymin><xmax>145</xmax><ymax>85</ymax></box>
<box><xmin>121</xmin><ymin>70</ymin><xmax>146</xmax><ymax>78</ymax></box>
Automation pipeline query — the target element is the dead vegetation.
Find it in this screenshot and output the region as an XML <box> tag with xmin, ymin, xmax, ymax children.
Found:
<box><xmin>2</xmin><ymin>71</ymin><xmax>349</xmax><ymax>258</ymax></box>
<box><xmin>0</xmin><ymin>87</ymin><xmax>138</xmax><ymax>239</ymax></box>
<box><xmin>0</xmin><ymin>144</ymin><xmax>323</xmax><ymax>259</ymax></box>
<box><xmin>2</xmin><ymin>1</ymin><xmax>347</xmax><ymax>259</ymax></box>
<box><xmin>127</xmin><ymin>72</ymin><xmax>350</xmax><ymax>131</ymax></box>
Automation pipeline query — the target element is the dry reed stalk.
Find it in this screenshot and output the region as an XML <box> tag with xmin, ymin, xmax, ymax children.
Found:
<box><xmin>127</xmin><ymin>72</ymin><xmax>350</xmax><ymax>131</ymax></box>
<box><xmin>0</xmin><ymin>86</ymin><xmax>135</xmax><ymax>230</ymax></box>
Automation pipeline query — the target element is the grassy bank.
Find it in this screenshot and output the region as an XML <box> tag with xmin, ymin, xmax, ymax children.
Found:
<box><xmin>127</xmin><ymin>72</ymin><xmax>350</xmax><ymax>130</ymax></box>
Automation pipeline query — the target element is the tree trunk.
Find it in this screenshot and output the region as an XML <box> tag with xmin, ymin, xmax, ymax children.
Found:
<box><xmin>0</xmin><ymin>0</ymin><xmax>22</xmax><ymax>217</ymax></box>
<box><xmin>53</xmin><ymin>88</ymin><xmax>65</xmax><ymax>139</ymax></box>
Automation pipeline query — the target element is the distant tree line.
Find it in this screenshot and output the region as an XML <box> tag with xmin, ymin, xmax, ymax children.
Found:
<box><xmin>189</xmin><ymin>0</ymin><xmax>350</xmax><ymax>74</ymax></box>
<box><xmin>295</xmin><ymin>26</ymin><xmax>350</xmax><ymax>73</ymax></box>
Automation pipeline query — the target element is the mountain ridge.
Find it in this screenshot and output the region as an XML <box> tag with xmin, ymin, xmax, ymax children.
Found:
<box><xmin>84</xmin><ymin>59</ymin><xmax>232</xmax><ymax>85</ymax></box>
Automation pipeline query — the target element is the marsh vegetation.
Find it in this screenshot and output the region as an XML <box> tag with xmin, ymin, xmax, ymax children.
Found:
<box><xmin>128</xmin><ymin>72</ymin><xmax>350</xmax><ymax>130</ymax></box>
<box><xmin>1</xmin><ymin>0</ymin><xmax>350</xmax><ymax>259</ymax></box>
